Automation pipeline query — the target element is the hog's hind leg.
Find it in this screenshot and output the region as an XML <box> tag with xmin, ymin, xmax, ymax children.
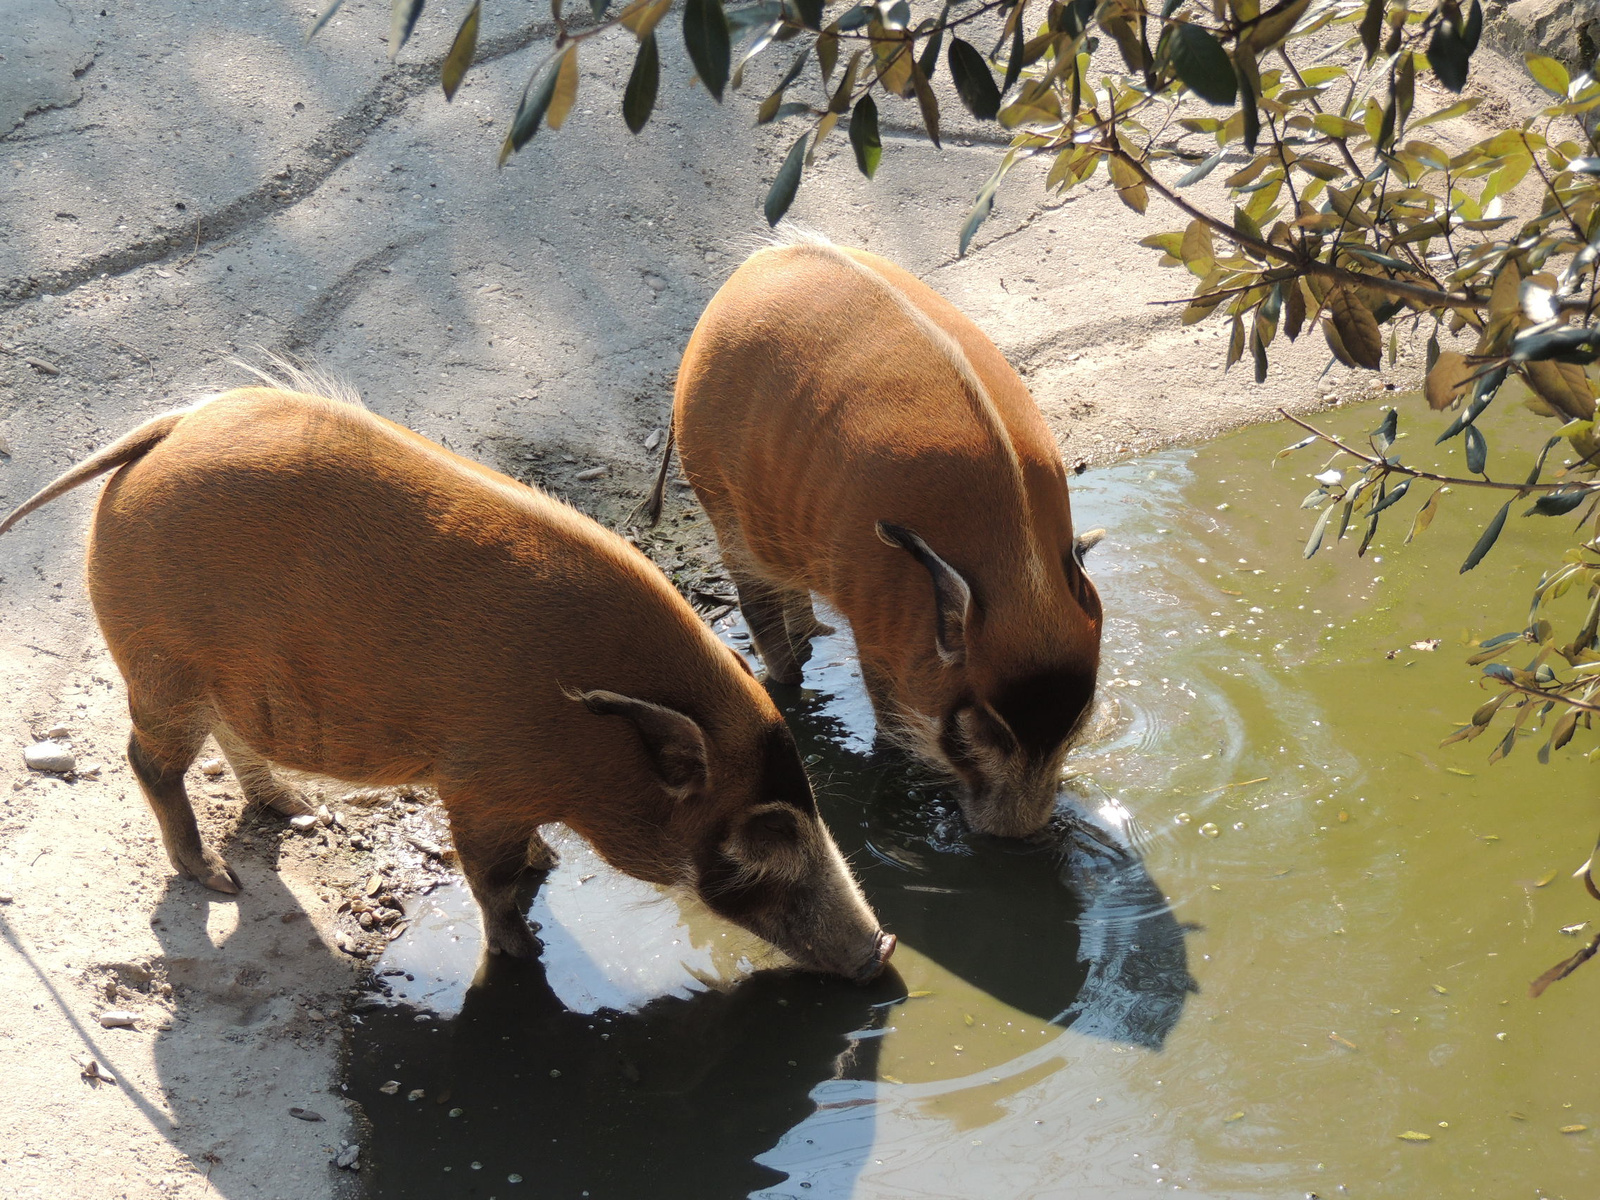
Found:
<box><xmin>729</xmin><ymin>568</ymin><xmax>805</xmax><ymax>685</ymax></box>
<box><xmin>212</xmin><ymin>723</ymin><xmax>314</xmax><ymax>818</ymax></box>
<box><xmin>127</xmin><ymin>708</ymin><xmax>240</xmax><ymax>894</ymax></box>
<box><xmin>444</xmin><ymin>797</ymin><xmax>551</xmax><ymax>959</ymax></box>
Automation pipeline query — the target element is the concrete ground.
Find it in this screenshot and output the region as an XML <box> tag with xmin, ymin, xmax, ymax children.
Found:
<box><xmin>0</xmin><ymin>2</ymin><xmax>1555</xmax><ymax>1197</ymax></box>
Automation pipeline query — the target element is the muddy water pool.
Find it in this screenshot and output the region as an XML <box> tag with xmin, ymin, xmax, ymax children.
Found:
<box><xmin>348</xmin><ymin>404</ymin><xmax>1598</xmax><ymax>1198</ymax></box>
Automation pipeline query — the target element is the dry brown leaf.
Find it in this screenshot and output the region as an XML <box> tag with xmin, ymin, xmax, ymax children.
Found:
<box><xmin>1327</xmin><ymin>286</ymin><xmax>1382</xmax><ymax>369</ymax></box>
<box><xmin>1425</xmin><ymin>350</ymin><xmax>1473</xmax><ymax>410</ymax></box>
<box><xmin>1523</xmin><ymin>360</ymin><xmax>1595</xmax><ymax>422</ymax></box>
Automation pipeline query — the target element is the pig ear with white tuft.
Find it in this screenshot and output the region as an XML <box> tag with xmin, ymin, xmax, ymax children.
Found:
<box><xmin>566</xmin><ymin>688</ymin><xmax>708</xmax><ymax>800</ymax></box>
<box><xmin>876</xmin><ymin>521</ymin><xmax>972</xmax><ymax>666</ymax></box>
<box><xmin>1073</xmin><ymin>528</ymin><xmax>1106</xmax><ymax>563</ymax></box>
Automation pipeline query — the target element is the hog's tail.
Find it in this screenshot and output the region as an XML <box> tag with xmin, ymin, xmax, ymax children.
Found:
<box><xmin>0</xmin><ymin>409</ymin><xmax>188</xmax><ymax>535</ymax></box>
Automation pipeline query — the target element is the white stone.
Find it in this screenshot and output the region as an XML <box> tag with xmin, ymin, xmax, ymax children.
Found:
<box><xmin>199</xmin><ymin>758</ymin><xmax>226</xmax><ymax>776</ymax></box>
<box><xmin>23</xmin><ymin>742</ymin><xmax>74</xmax><ymax>774</ymax></box>
<box><xmin>98</xmin><ymin>1010</ymin><xmax>137</xmax><ymax>1028</ymax></box>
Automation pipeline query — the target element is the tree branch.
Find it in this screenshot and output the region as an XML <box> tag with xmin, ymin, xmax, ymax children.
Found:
<box><xmin>1276</xmin><ymin>408</ymin><xmax>1600</xmax><ymax>495</ymax></box>
<box><xmin>1108</xmin><ymin>146</ymin><xmax>1484</xmax><ymax>311</ymax></box>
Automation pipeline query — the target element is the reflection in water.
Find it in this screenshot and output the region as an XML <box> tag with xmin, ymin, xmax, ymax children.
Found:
<box><xmin>348</xmin><ymin>566</ymin><xmax>1195</xmax><ymax>1199</ymax></box>
<box><xmin>350</xmin><ymin>410</ymin><xmax>1600</xmax><ymax>1198</ymax></box>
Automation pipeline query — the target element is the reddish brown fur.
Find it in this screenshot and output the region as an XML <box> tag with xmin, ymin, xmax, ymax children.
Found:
<box><xmin>4</xmin><ymin>387</ymin><xmax>890</xmax><ymax>978</ymax></box>
<box><xmin>674</xmin><ymin>242</ymin><xmax>1103</xmax><ymax>837</ymax></box>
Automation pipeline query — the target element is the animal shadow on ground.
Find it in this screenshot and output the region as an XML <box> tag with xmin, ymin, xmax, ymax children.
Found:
<box><xmin>141</xmin><ymin>803</ymin><xmax>355</xmax><ymax>1195</ymax></box>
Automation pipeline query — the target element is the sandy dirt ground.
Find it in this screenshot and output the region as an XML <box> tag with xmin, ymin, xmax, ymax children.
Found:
<box><xmin>0</xmin><ymin>2</ymin><xmax>1562</xmax><ymax>1197</ymax></box>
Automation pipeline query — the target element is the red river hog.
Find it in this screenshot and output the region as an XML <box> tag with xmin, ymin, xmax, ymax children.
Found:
<box><xmin>672</xmin><ymin>239</ymin><xmax>1104</xmax><ymax>838</ymax></box>
<box><xmin>1</xmin><ymin>384</ymin><xmax>894</xmax><ymax>981</ymax></box>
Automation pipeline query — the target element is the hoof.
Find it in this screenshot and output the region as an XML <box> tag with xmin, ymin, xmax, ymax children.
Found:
<box><xmin>201</xmin><ymin>865</ymin><xmax>242</xmax><ymax>894</ymax></box>
<box><xmin>484</xmin><ymin>920</ymin><xmax>540</xmax><ymax>959</ymax></box>
<box><xmin>263</xmin><ymin>788</ymin><xmax>315</xmax><ymax>818</ymax></box>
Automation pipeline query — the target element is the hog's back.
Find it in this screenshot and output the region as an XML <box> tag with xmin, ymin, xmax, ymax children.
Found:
<box><xmin>87</xmin><ymin>389</ymin><xmax>715</xmax><ymax>798</ymax></box>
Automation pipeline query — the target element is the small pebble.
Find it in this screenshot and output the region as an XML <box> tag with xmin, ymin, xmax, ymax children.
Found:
<box><xmin>23</xmin><ymin>742</ymin><xmax>74</xmax><ymax>774</ymax></box>
<box><xmin>508</xmin><ymin>1174</ymin><xmax>523</xmax><ymax>1184</ymax></box>
<box><xmin>288</xmin><ymin>1107</ymin><xmax>324</xmax><ymax>1121</ymax></box>
<box><xmin>379</xmin><ymin>1080</ymin><xmax>401</xmax><ymax>1095</ymax></box>
<box><xmin>44</xmin><ymin>724</ymin><xmax>69</xmax><ymax>739</ymax></box>
<box><xmin>77</xmin><ymin>762</ymin><xmax>103</xmax><ymax>778</ymax></box>
<box><xmin>289</xmin><ymin>814</ymin><xmax>318</xmax><ymax>831</ymax></box>
<box><xmin>98</xmin><ymin>1010</ymin><xmax>137</xmax><ymax>1028</ymax></box>
<box><xmin>315</xmin><ymin>804</ymin><xmax>333</xmax><ymax>827</ymax></box>
<box><xmin>642</xmin><ymin>272</ymin><xmax>666</xmax><ymax>292</ymax></box>
<box><xmin>407</xmin><ymin>1088</ymin><xmax>425</xmax><ymax>1101</ymax></box>
<box><xmin>334</xmin><ymin>1144</ymin><xmax>360</xmax><ymax>1170</ymax></box>
<box><xmin>575</xmin><ymin>466</ymin><xmax>607</xmax><ymax>481</ymax></box>
<box><xmin>449</xmin><ymin>1107</ymin><xmax>464</xmax><ymax>1117</ymax></box>
<box><xmin>199</xmin><ymin>758</ymin><xmax>226</xmax><ymax>776</ymax></box>
<box><xmin>644</xmin><ymin>430</ymin><xmax>662</xmax><ymax>452</ymax></box>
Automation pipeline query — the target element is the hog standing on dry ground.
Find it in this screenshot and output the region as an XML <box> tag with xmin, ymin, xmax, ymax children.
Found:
<box><xmin>1</xmin><ymin>385</ymin><xmax>894</xmax><ymax>982</ymax></box>
<box><xmin>673</xmin><ymin>239</ymin><xmax>1104</xmax><ymax>838</ymax></box>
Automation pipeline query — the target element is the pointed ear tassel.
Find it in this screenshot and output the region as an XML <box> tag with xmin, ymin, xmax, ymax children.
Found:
<box><xmin>875</xmin><ymin>521</ymin><xmax>972</xmax><ymax>666</ymax></box>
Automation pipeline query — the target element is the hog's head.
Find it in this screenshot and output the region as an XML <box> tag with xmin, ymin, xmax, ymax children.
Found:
<box><xmin>569</xmin><ymin>687</ymin><xmax>895</xmax><ymax>983</ymax></box>
<box><xmin>876</xmin><ymin>520</ymin><xmax>1104</xmax><ymax>838</ymax></box>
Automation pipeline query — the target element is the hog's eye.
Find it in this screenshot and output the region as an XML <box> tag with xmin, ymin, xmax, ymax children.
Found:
<box><xmin>744</xmin><ymin>807</ymin><xmax>801</xmax><ymax>846</ymax></box>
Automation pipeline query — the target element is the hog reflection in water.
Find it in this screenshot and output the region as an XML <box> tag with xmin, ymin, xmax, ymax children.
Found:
<box><xmin>349</xmin><ymin>620</ymin><xmax>1195</xmax><ymax>1199</ymax></box>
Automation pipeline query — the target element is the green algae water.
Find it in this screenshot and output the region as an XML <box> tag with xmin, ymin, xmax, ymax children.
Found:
<box><xmin>348</xmin><ymin>403</ymin><xmax>1599</xmax><ymax>1198</ymax></box>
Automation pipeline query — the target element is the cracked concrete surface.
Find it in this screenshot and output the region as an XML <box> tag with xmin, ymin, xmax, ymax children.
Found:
<box><xmin>0</xmin><ymin>0</ymin><xmax>96</xmax><ymax>136</ymax></box>
<box><xmin>0</xmin><ymin>1</ymin><xmax>1550</xmax><ymax>1197</ymax></box>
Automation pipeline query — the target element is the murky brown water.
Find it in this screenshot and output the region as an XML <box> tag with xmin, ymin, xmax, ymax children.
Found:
<box><xmin>348</xmin><ymin>403</ymin><xmax>1599</xmax><ymax>1197</ymax></box>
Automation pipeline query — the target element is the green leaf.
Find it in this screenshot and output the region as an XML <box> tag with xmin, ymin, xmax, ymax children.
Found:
<box><xmin>1169</xmin><ymin>22</ymin><xmax>1237</xmax><ymax>106</ymax></box>
<box><xmin>683</xmin><ymin>0</ymin><xmax>732</xmax><ymax>102</ymax></box>
<box><xmin>959</xmin><ymin>151</ymin><xmax>1016</xmax><ymax>256</ymax></box>
<box><xmin>1304</xmin><ymin>502</ymin><xmax>1337</xmax><ymax>558</ymax></box>
<box><xmin>1429</xmin><ymin>18</ymin><xmax>1470</xmax><ymax>92</ymax></box>
<box><xmin>1526</xmin><ymin>489</ymin><xmax>1590</xmax><ymax>517</ymax></box>
<box><xmin>389</xmin><ymin>0</ymin><xmax>425</xmax><ymax>60</ymax></box>
<box><xmin>623</xmin><ymin>32</ymin><xmax>660</xmax><ymax>134</ymax></box>
<box><xmin>500</xmin><ymin>53</ymin><xmax>564</xmax><ymax>163</ymax></box>
<box><xmin>1526</xmin><ymin>53</ymin><xmax>1570</xmax><ymax>97</ymax></box>
<box><xmin>1461</xmin><ymin>500</ymin><xmax>1511</xmax><ymax>573</ymax></box>
<box><xmin>441</xmin><ymin>0</ymin><xmax>481</xmax><ymax>101</ymax></box>
<box><xmin>757</xmin><ymin>45</ymin><xmax>811</xmax><ymax>122</ymax></box>
<box><xmin>1512</xmin><ymin>327</ymin><xmax>1600</xmax><ymax>364</ymax></box>
<box><xmin>849</xmin><ymin>94</ymin><xmax>881</xmax><ymax>178</ymax></box>
<box><xmin>1373</xmin><ymin>407</ymin><xmax>1398</xmax><ymax>451</ymax></box>
<box><xmin>1002</xmin><ymin>4</ymin><xmax>1026</xmax><ymax>94</ymax></box>
<box><xmin>765</xmin><ymin>132</ymin><xmax>809</xmax><ymax>226</ymax></box>
<box><xmin>1176</xmin><ymin>149</ymin><xmax>1224</xmax><ymax>187</ymax></box>
<box><xmin>1370</xmin><ymin>476</ymin><xmax>1411</xmax><ymax>514</ymax></box>
<box><xmin>1358</xmin><ymin>0</ymin><xmax>1384</xmax><ymax>62</ymax></box>
<box><xmin>1464</xmin><ymin>423</ymin><xmax>1487</xmax><ymax>474</ymax></box>
<box><xmin>947</xmin><ymin>38</ymin><xmax>1001</xmax><ymax>121</ymax></box>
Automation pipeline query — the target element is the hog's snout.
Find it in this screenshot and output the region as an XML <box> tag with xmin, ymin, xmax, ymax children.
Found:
<box><xmin>856</xmin><ymin>931</ymin><xmax>897</xmax><ymax>983</ymax></box>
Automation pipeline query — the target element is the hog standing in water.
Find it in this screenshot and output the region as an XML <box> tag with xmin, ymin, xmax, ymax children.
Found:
<box><xmin>0</xmin><ymin>386</ymin><xmax>893</xmax><ymax>982</ymax></box>
<box><xmin>673</xmin><ymin>239</ymin><xmax>1104</xmax><ymax>838</ymax></box>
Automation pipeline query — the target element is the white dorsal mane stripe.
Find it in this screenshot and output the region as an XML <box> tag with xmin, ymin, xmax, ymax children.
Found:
<box><xmin>769</xmin><ymin>241</ymin><xmax>1024</xmax><ymax>481</ymax></box>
